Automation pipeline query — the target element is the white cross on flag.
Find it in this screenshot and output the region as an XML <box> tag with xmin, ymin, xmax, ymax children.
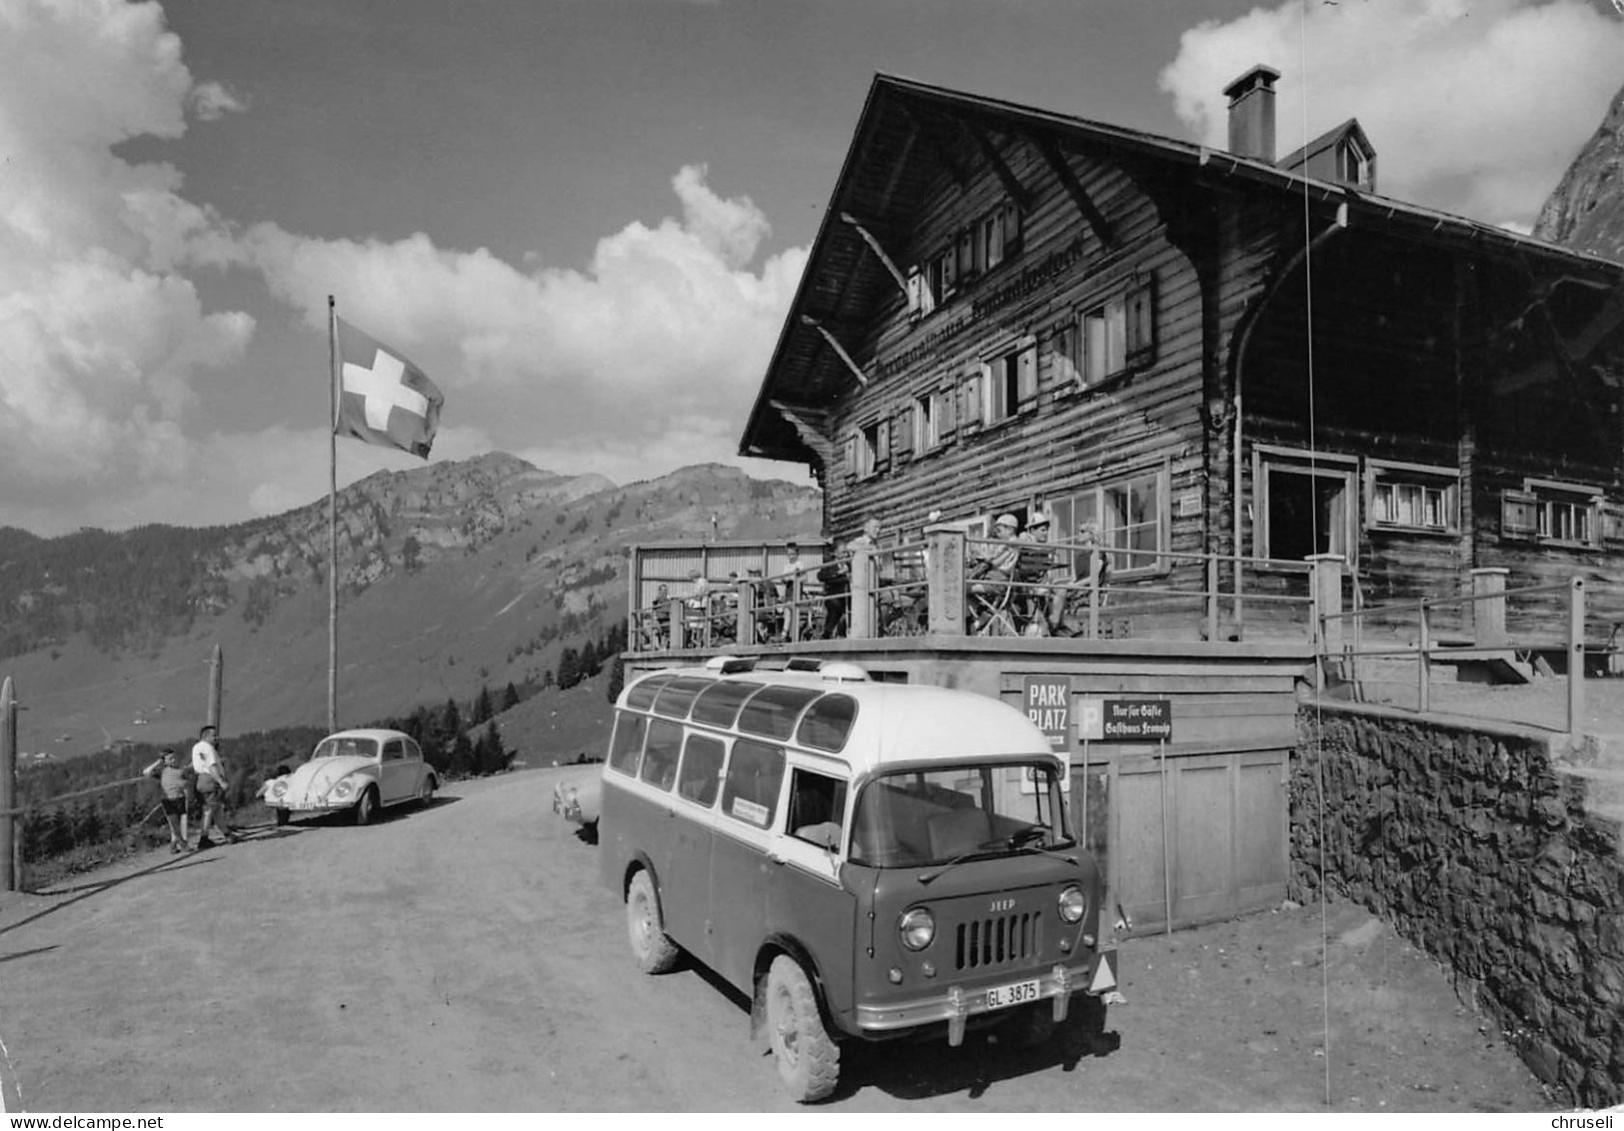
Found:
<box><xmin>335</xmin><ymin>318</ymin><xmax>444</xmax><ymax>458</ymax></box>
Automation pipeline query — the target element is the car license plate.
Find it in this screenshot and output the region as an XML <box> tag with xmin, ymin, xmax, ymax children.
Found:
<box><xmin>984</xmin><ymin>978</ymin><xmax>1041</xmax><ymax>1011</ymax></box>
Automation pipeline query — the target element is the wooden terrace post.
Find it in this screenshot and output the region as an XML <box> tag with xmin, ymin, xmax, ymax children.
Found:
<box><xmin>666</xmin><ymin>596</ymin><xmax>687</xmax><ymax>650</ymax></box>
<box><xmin>850</xmin><ymin>549</ymin><xmax>875</xmax><ymax>639</ymax></box>
<box><xmin>737</xmin><ymin>579</ymin><xmax>756</xmax><ymax>646</ymax></box>
<box><xmin>207</xmin><ymin>644</ymin><xmax>223</xmax><ymax>733</ymax></box>
<box><xmin>1205</xmin><ymin>556</ymin><xmax>1219</xmax><ymax>644</ymax></box>
<box><xmin>1418</xmin><ymin>599</ymin><xmax>1432</xmax><ymax>714</ymax></box>
<box><xmin>1308</xmin><ymin>554</ymin><xmax>1345</xmax><ymax>675</ymax></box>
<box><xmin>1471</xmin><ymin>567</ymin><xmax>1510</xmax><ymax>647</ymax></box>
<box><xmin>926</xmin><ymin>527</ymin><xmax>966</xmax><ymax>636</ymax></box>
<box><xmin>1</xmin><ymin>677</ymin><xmax>14</xmax><ymax>892</ymax></box>
<box><xmin>1570</xmin><ymin>576</ymin><xmax>1586</xmax><ymax>740</ymax></box>
<box><xmin>627</xmin><ymin>546</ymin><xmax>642</xmax><ymax>631</ymax></box>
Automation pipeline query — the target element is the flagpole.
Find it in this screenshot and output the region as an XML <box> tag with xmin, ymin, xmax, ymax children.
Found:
<box><xmin>328</xmin><ymin>295</ymin><xmax>339</xmax><ymax>734</ymax></box>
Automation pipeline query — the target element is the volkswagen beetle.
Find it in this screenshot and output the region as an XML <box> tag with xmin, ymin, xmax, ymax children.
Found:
<box><xmin>265</xmin><ymin>728</ymin><xmax>438</xmax><ymax>827</ymax></box>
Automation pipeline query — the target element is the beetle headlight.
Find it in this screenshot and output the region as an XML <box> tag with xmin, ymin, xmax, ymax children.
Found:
<box><xmin>899</xmin><ymin>907</ymin><xmax>936</xmax><ymax>951</ymax></box>
<box><xmin>331</xmin><ymin>779</ymin><xmax>355</xmax><ymax>801</ymax></box>
<box><xmin>1058</xmin><ymin>885</ymin><xmax>1087</xmax><ymax>924</ymax></box>
<box><xmin>269</xmin><ymin>781</ymin><xmax>287</xmax><ymax>801</ymax></box>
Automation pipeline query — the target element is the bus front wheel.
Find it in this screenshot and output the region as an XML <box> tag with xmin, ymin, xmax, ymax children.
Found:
<box><xmin>626</xmin><ymin>871</ymin><xmax>679</xmax><ymax>974</ymax></box>
<box><xmin>764</xmin><ymin>955</ymin><xmax>840</xmax><ymax>1103</ymax></box>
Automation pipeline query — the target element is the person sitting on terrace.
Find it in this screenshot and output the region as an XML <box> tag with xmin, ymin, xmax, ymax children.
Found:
<box><xmin>969</xmin><ymin>513</ymin><xmax>1023</xmax><ymax>589</ymax></box>
<box><xmin>818</xmin><ymin>522</ymin><xmax>879</xmax><ymax>640</ymax></box>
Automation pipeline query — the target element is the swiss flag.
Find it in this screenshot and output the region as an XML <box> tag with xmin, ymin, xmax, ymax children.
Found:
<box><xmin>335</xmin><ymin>318</ymin><xmax>444</xmax><ymax>458</ymax></box>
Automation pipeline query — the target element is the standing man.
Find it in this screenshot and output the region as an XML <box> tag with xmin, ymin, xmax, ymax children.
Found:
<box><xmin>191</xmin><ymin>724</ymin><xmax>239</xmax><ymax>848</ymax></box>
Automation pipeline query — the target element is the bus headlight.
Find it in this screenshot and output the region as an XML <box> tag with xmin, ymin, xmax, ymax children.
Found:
<box><xmin>899</xmin><ymin>907</ymin><xmax>936</xmax><ymax>951</ymax></box>
<box><xmin>1058</xmin><ymin>885</ymin><xmax>1087</xmax><ymax>924</ymax></box>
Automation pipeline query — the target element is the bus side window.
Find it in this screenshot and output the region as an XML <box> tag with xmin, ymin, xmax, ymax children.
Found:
<box><xmin>640</xmin><ymin>719</ymin><xmax>683</xmax><ymax>792</ymax></box>
<box><xmin>788</xmin><ymin>769</ymin><xmax>847</xmax><ymax>852</ymax></box>
<box><xmin>607</xmin><ymin>713</ymin><xmax>649</xmax><ymax>776</ymax></box>
<box><xmin>678</xmin><ymin>734</ymin><xmax>726</xmax><ymax>807</ymax></box>
<box><xmin>722</xmin><ymin>740</ymin><xmax>785</xmax><ymax>828</ymax></box>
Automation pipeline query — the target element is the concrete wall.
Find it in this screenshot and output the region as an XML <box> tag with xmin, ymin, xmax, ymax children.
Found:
<box><xmin>1291</xmin><ymin>700</ymin><xmax>1624</xmax><ymax>1108</ymax></box>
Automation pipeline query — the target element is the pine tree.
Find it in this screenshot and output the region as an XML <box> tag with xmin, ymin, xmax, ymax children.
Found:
<box><xmin>501</xmin><ymin>681</ymin><xmax>521</xmax><ymax>710</ymax></box>
<box><xmin>558</xmin><ymin>646</ymin><xmax>579</xmax><ymax>690</ymax></box>
<box><xmin>473</xmin><ymin>685</ymin><xmax>494</xmax><ymax>725</ymax></box>
<box><xmin>449</xmin><ymin>731</ymin><xmax>476</xmax><ymax>778</ymax></box>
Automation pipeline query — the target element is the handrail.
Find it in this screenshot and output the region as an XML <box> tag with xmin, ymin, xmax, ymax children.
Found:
<box><xmin>1316</xmin><ymin>574</ymin><xmax>1589</xmax><ymax>737</ymax></box>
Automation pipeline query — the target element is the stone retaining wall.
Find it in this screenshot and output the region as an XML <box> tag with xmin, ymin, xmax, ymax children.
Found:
<box><xmin>1291</xmin><ymin>700</ymin><xmax>1624</xmax><ymax>1108</ymax></box>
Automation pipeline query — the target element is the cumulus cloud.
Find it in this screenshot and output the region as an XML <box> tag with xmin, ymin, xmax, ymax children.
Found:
<box><xmin>0</xmin><ymin>0</ymin><xmax>251</xmax><ymax>522</ymax></box>
<box><xmin>0</xmin><ymin>0</ymin><xmax>803</xmax><ymax>535</ymax></box>
<box><xmin>238</xmin><ymin>163</ymin><xmax>805</xmax><ymax>468</ymax></box>
<box><xmin>1159</xmin><ymin>0</ymin><xmax>1624</xmax><ymax>228</ymax></box>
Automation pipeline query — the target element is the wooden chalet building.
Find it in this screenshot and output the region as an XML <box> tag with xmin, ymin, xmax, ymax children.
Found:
<box><xmin>738</xmin><ymin>67</ymin><xmax>1624</xmax><ymax>639</ymax></box>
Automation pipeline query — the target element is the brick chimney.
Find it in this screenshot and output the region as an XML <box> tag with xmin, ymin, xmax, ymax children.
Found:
<box><xmin>1224</xmin><ymin>64</ymin><xmax>1280</xmax><ymax>162</ymax></box>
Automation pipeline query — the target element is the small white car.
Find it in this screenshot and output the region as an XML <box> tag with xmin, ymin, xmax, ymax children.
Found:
<box><xmin>265</xmin><ymin>728</ymin><xmax>438</xmax><ymax>827</ymax></box>
<box><xmin>551</xmin><ymin>764</ymin><xmax>602</xmax><ymax>832</ymax></box>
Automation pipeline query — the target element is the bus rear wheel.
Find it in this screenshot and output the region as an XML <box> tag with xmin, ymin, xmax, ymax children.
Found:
<box><xmin>626</xmin><ymin>871</ymin><xmax>679</xmax><ymax>974</ymax></box>
<box><xmin>764</xmin><ymin>955</ymin><xmax>840</xmax><ymax>1103</ymax></box>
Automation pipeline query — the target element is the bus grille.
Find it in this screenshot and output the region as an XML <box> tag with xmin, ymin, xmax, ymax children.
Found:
<box><xmin>955</xmin><ymin>912</ymin><xmax>1041</xmax><ymax>971</ymax></box>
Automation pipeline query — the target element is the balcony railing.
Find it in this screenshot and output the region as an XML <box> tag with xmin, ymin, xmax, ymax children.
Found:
<box><xmin>628</xmin><ymin>529</ymin><xmax>1320</xmax><ymax>650</ymax></box>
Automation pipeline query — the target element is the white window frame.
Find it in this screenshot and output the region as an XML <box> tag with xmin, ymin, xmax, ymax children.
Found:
<box><xmin>856</xmin><ymin>419</ymin><xmax>889</xmax><ymax>480</ymax></box>
<box><xmin>1365</xmin><ymin>459</ymin><xmax>1459</xmax><ymax>534</ymax></box>
<box><xmin>1253</xmin><ymin>446</ymin><xmax>1359</xmax><ymax>566</ymax></box>
<box><xmin>1081</xmin><ymin>297</ymin><xmax>1127</xmax><ymax>386</ymax></box>
<box><xmin>913</xmin><ymin>387</ymin><xmax>954</xmax><ymax>453</ymax></box>
<box><xmin>980</xmin><ymin>338</ymin><xmax>1037</xmax><ymax>426</ymax></box>
<box><xmin>1048</xmin><ymin>465</ymin><xmax>1170</xmax><ymax>578</ymax></box>
<box><xmin>1503</xmin><ymin>478</ymin><xmax>1602</xmax><ymax>547</ymax></box>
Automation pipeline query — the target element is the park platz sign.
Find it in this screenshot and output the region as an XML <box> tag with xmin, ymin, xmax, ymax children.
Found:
<box><xmin>1077</xmin><ymin>698</ymin><xmax>1173</xmax><ymax>742</ymax></box>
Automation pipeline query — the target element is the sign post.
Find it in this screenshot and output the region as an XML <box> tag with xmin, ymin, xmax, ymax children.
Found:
<box><xmin>1078</xmin><ymin>698</ymin><xmax>1175</xmax><ymax>933</ymax></box>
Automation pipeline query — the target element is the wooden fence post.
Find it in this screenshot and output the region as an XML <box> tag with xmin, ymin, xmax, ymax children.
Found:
<box><xmin>737</xmin><ymin>580</ymin><xmax>756</xmax><ymax>646</ymax></box>
<box><xmin>2</xmin><ymin>677</ymin><xmax>15</xmax><ymax>893</ymax></box>
<box><xmin>1308</xmin><ymin>554</ymin><xmax>1346</xmax><ymax>674</ymax></box>
<box><xmin>1471</xmin><ymin>567</ymin><xmax>1509</xmax><ymax>647</ymax></box>
<box><xmin>1570</xmin><ymin>576</ymin><xmax>1586</xmax><ymax>739</ymax></box>
<box><xmin>208</xmin><ymin>644</ymin><xmax>223</xmax><ymax>734</ymax></box>
<box><xmin>926</xmin><ymin>527</ymin><xmax>966</xmax><ymax>636</ymax></box>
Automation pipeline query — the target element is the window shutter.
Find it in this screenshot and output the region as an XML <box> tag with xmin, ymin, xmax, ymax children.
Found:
<box><xmin>876</xmin><ymin>417</ymin><xmax>891</xmax><ymax>467</ymax></box>
<box><xmin>1501</xmin><ymin>490</ymin><xmax>1537</xmax><ymax>538</ymax></box>
<box><xmin>906</xmin><ymin>269</ymin><xmax>925</xmax><ymax>318</ymax></box>
<box><xmin>941</xmin><ymin>247</ymin><xmax>957</xmax><ymax>296</ymax></box>
<box><xmin>1017</xmin><ymin>340</ymin><xmax>1038</xmax><ymax>410</ymax></box>
<box><xmin>960</xmin><ymin>369</ymin><xmax>983</xmax><ymax>431</ymax></box>
<box><xmin>1126</xmin><ymin>274</ymin><xmax>1157</xmax><ymax>364</ymax></box>
<box><xmin>957</xmin><ymin>229</ymin><xmax>976</xmax><ymax>279</ymax></box>
<box><xmin>937</xmin><ymin>386</ymin><xmax>957</xmax><ymax>438</ymax></box>
<box><xmin>843</xmin><ymin>435</ymin><xmax>857</xmax><ymax>480</ymax></box>
<box><xmin>1003</xmin><ymin>201</ymin><xmax>1023</xmax><ymax>258</ymax></box>
<box><xmin>893</xmin><ymin>405</ymin><xmax>912</xmax><ymax>460</ymax></box>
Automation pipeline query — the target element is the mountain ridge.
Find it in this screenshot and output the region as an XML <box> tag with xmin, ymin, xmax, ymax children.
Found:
<box><xmin>0</xmin><ymin>454</ymin><xmax>821</xmax><ymax>758</ymax></box>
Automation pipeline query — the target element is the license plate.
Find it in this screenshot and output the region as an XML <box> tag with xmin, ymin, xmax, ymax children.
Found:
<box><xmin>984</xmin><ymin>978</ymin><xmax>1041</xmax><ymax>1011</ymax></box>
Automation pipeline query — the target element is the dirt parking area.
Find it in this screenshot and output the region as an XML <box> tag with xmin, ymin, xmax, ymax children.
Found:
<box><xmin>0</xmin><ymin>767</ymin><xmax>1551</xmax><ymax>1112</ymax></box>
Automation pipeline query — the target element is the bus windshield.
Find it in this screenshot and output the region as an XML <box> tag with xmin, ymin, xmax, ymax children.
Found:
<box><xmin>848</xmin><ymin>762</ymin><xmax>1072</xmax><ymax>868</ymax></box>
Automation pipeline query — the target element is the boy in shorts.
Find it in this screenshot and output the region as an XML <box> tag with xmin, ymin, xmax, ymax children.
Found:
<box><xmin>142</xmin><ymin>747</ymin><xmax>189</xmax><ymax>853</ymax></box>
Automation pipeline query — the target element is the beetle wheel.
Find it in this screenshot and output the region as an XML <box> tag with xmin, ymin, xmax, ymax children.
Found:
<box><xmin>354</xmin><ymin>786</ymin><xmax>378</xmax><ymax>826</ymax></box>
<box><xmin>273</xmin><ymin>807</ymin><xmax>289</xmax><ymax>828</ymax></box>
<box><xmin>764</xmin><ymin>955</ymin><xmax>840</xmax><ymax>1102</ymax></box>
<box><xmin>626</xmin><ymin>870</ymin><xmax>679</xmax><ymax>974</ymax></box>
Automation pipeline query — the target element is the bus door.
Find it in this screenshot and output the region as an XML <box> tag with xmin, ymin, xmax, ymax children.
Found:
<box><xmin>662</xmin><ymin>730</ymin><xmax>728</xmax><ymax>962</ymax></box>
<box><xmin>766</xmin><ymin>763</ymin><xmax>857</xmax><ymax>1016</ymax></box>
<box><xmin>707</xmin><ymin>737</ymin><xmax>786</xmax><ymax>993</ymax></box>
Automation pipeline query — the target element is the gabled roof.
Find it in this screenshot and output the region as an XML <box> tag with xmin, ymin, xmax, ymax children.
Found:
<box><xmin>1278</xmin><ymin>117</ymin><xmax>1373</xmax><ymax>176</ymax></box>
<box><xmin>739</xmin><ymin>73</ymin><xmax>1624</xmax><ymax>463</ymax></box>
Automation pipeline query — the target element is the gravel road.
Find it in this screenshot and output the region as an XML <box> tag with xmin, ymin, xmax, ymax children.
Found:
<box><xmin>0</xmin><ymin>767</ymin><xmax>1550</xmax><ymax>1112</ymax></box>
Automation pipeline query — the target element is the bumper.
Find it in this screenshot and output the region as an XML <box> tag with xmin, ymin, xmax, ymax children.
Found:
<box><xmin>854</xmin><ymin>948</ymin><xmax>1118</xmax><ymax>1046</ymax></box>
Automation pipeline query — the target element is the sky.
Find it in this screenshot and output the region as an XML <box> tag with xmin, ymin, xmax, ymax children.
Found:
<box><xmin>2</xmin><ymin>0</ymin><xmax>1623</xmax><ymax>537</ymax></box>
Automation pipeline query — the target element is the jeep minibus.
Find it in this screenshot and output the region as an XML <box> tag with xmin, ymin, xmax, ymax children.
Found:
<box><xmin>598</xmin><ymin>657</ymin><xmax>1118</xmax><ymax>1102</ymax></box>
